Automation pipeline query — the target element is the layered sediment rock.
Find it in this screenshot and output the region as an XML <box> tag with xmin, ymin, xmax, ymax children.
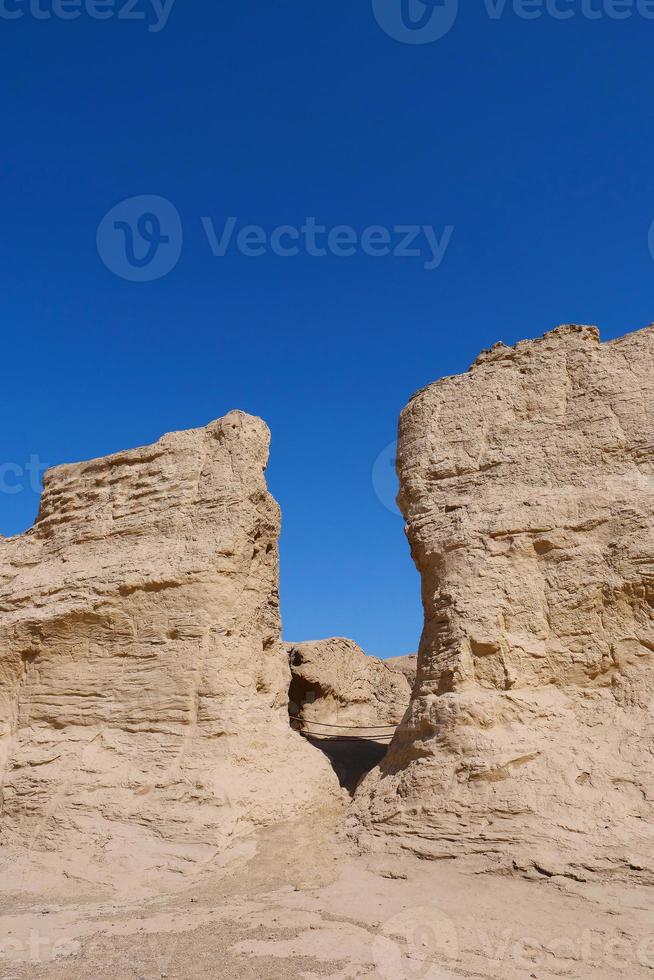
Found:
<box><xmin>353</xmin><ymin>325</ymin><xmax>654</xmax><ymax>879</ymax></box>
<box><xmin>0</xmin><ymin>411</ymin><xmax>339</xmax><ymax>887</ymax></box>
<box><xmin>287</xmin><ymin>638</ymin><xmax>411</xmax><ymax>732</ymax></box>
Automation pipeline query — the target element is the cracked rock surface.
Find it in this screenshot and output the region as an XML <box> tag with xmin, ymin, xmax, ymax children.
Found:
<box><xmin>352</xmin><ymin>325</ymin><xmax>654</xmax><ymax>880</ymax></box>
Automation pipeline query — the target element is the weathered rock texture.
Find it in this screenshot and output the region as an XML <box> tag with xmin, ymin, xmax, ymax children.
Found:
<box><xmin>384</xmin><ymin>654</ymin><xmax>418</xmax><ymax>689</ymax></box>
<box><xmin>0</xmin><ymin>412</ymin><xmax>338</xmax><ymax>888</ymax></box>
<box><xmin>288</xmin><ymin>638</ymin><xmax>411</xmax><ymax>731</ymax></box>
<box><xmin>353</xmin><ymin>325</ymin><xmax>654</xmax><ymax>879</ymax></box>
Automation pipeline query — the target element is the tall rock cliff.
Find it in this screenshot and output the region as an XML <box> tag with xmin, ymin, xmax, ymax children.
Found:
<box><xmin>0</xmin><ymin>411</ymin><xmax>339</xmax><ymax>889</ymax></box>
<box><xmin>353</xmin><ymin>325</ymin><xmax>654</xmax><ymax>880</ymax></box>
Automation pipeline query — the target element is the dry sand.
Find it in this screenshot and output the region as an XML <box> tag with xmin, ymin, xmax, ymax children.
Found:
<box><xmin>1</xmin><ymin>798</ymin><xmax>653</xmax><ymax>980</ymax></box>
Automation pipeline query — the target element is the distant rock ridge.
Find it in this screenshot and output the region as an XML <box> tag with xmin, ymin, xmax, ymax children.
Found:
<box><xmin>0</xmin><ymin>411</ymin><xmax>339</xmax><ymax>891</ymax></box>
<box><xmin>352</xmin><ymin>324</ymin><xmax>654</xmax><ymax>881</ymax></box>
<box><xmin>287</xmin><ymin>638</ymin><xmax>412</xmax><ymax>731</ymax></box>
<box><xmin>383</xmin><ymin>654</ymin><xmax>417</xmax><ymax>689</ymax></box>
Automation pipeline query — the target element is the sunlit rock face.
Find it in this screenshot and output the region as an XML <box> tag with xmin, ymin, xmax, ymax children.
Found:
<box><xmin>353</xmin><ymin>325</ymin><xmax>654</xmax><ymax>881</ymax></box>
<box><xmin>0</xmin><ymin>411</ymin><xmax>339</xmax><ymax>889</ymax></box>
<box><xmin>287</xmin><ymin>637</ymin><xmax>412</xmax><ymax>730</ymax></box>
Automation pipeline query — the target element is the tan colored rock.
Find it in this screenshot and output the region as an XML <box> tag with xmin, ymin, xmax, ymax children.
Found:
<box><xmin>384</xmin><ymin>654</ymin><xmax>418</xmax><ymax>689</ymax></box>
<box><xmin>287</xmin><ymin>638</ymin><xmax>411</xmax><ymax>731</ymax></box>
<box><xmin>0</xmin><ymin>411</ymin><xmax>339</xmax><ymax>889</ymax></box>
<box><xmin>353</xmin><ymin>325</ymin><xmax>654</xmax><ymax>880</ymax></box>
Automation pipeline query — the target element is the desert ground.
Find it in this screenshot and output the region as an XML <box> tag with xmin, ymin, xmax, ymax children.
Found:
<box><xmin>2</xmin><ymin>794</ymin><xmax>654</xmax><ymax>980</ymax></box>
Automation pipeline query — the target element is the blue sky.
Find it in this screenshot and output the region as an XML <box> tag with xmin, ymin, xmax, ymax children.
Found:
<box><xmin>2</xmin><ymin>1</ymin><xmax>653</xmax><ymax>657</ymax></box>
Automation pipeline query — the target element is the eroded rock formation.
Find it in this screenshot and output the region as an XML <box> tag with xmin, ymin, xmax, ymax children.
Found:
<box><xmin>384</xmin><ymin>654</ymin><xmax>417</xmax><ymax>689</ymax></box>
<box><xmin>287</xmin><ymin>638</ymin><xmax>412</xmax><ymax>794</ymax></box>
<box><xmin>0</xmin><ymin>411</ymin><xmax>339</xmax><ymax>888</ymax></box>
<box><xmin>353</xmin><ymin>325</ymin><xmax>654</xmax><ymax>880</ymax></box>
<box><xmin>287</xmin><ymin>638</ymin><xmax>411</xmax><ymax>732</ymax></box>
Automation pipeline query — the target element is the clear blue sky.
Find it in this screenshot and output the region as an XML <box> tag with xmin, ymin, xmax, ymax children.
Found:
<box><xmin>2</xmin><ymin>2</ymin><xmax>653</xmax><ymax>657</ymax></box>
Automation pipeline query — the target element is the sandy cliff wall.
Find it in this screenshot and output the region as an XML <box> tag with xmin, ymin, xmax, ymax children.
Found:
<box><xmin>0</xmin><ymin>411</ymin><xmax>339</xmax><ymax>888</ymax></box>
<box><xmin>353</xmin><ymin>325</ymin><xmax>654</xmax><ymax>880</ymax></box>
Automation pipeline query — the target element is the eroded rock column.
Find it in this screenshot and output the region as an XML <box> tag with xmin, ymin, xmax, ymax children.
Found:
<box><xmin>353</xmin><ymin>326</ymin><xmax>654</xmax><ymax>879</ymax></box>
<box><xmin>0</xmin><ymin>411</ymin><xmax>339</xmax><ymax>887</ymax></box>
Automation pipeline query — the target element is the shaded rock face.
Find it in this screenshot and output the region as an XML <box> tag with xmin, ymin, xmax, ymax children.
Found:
<box><xmin>383</xmin><ymin>654</ymin><xmax>417</xmax><ymax>690</ymax></box>
<box><xmin>287</xmin><ymin>638</ymin><xmax>411</xmax><ymax>729</ymax></box>
<box><xmin>353</xmin><ymin>326</ymin><xmax>654</xmax><ymax>879</ymax></box>
<box><xmin>0</xmin><ymin>412</ymin><xmax>338</xmax><ymax>886</ymax></box>
<box><xmin>287</xmin><ymin>638</ymin><xmax>412</xmax><ymax>795</ymax></box>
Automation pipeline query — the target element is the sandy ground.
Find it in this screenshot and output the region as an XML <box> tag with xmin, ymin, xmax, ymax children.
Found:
<box><xmin>1</xmin><ymin>798</ymin><xmax>653</xmax><ymax>980</ymax></box>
